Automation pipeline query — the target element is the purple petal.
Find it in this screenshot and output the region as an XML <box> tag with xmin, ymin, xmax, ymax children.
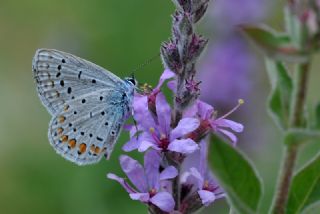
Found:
<box><xmin>156</xmin><ymin>93</ymin><xmax>171</xmax><ymax>135</ymax></box>
<box><xmin>122</xmin><ymin>126</ymin><xmax>141</xmax><ymax>152</ymax></box>
<box><xmin>167</xmin><ymin>80</ymin><xmax>176</xmax><ymax>92</ymax></box>
<box><xmin>155</xmin><ymin>69</ymin><xmax>175</xmax><ymax>90</ymax></box>
<box><xmin>150</xmin><ymin>192</ymin><xmax>175</xmax><ymax>212</ymax></box>
<box><xmin>168</xmin><ymin>139</ymin><xmax>199</xmax><ymax>154</ymax></box>
<box><xmin>123</xmin><ymin>130</ymin><xmax>155</xmax><ymax>152</ymax></box>
<box><xmin>133</xmin><ymin>95</ymin><xmax>156</xmax><ymax>130</ymax></box>
<box><xmin>218</xmin><ymin>129</ymin><xmax>238</xmax><ymax>144</ymax></box>
<box><xmin>123</xmin><ymin>138</ymin><xmax>140</xmax><ymax>152</ymax></box>
<box><xmin>160</xmin><ymin>166</ymin><xmax>178</xmax><ymax>180</ymax></box>
<box><xmin>160</xmin><ymin>180</ymin><xmax>173</xmax><ymax>194</ymax></box>
<box><xmin>119</xmin><ymin>155</ymin><xmax>148</xmax><ymax>192</ymax></box>
<box><xmin>170</xmin><ymin>118</ymin><xmax>200</xmax><ymax>140</ymax></box>
<box><xmin>189</xmin><ymin>167</ymin><xmax>204</xmax><ymax>189</ymax></box>
<box><xmin>199</xmin><ymin>140</ymin><xmax>208</xmax><ymax>177</ymax></box>
<box><xmin>129</xmin><ymin>193</ymin><xmax>150</xmax><ymax>203</ymax></box>
<box><xmin>123</xmin><ymin>124</ymin><xmax>133</xmax><ymax>132</ymax></box>
<box><xmin>107</xmin><ymin>173</ymin><xmax>136</xmax><ymax>194</ymax></box>
<box><xmin>138</xmin><ymin>140</ymin><xmax>160</xmax><ymax>152</ymax></box>
<box><xmin>197</xmin><ymin>100</ymin><xmax>214</xmax><ymax>120</ymax></box>
<box><xmin>215</xmin><ymin>119</ymin><xmax>244</xmax><ymax>132</ymax></box>
<box><xmin>180</xmin><ymin>171</ymin><xmax>192</xmax><ymax>184</ymax></box>
<box><xmin>181</xmin><ymin>170</ymin><xmax>201</xmax><ymax>190</ymax></box>
<box><xmin>128</xmin><ymin>124</ymin><xmax>140</xmax><ymax>137</ymax></box>
<box><xmin>144</xmin><ymin>150</ymin><xmax>161</xmax><ymax>190</ymax></box>
<box><xmin>198</xmin><ymin>190</ymin><xmax>216</xmax><ymax>206</ymax></box>
<box><xmin>180</xmin><ymin>148</ymin><xmax>201</xmax><ymax>181</ymax></box>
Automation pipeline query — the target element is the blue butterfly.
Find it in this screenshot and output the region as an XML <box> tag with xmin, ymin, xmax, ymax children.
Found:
<box><xmin>33</xmin><ymin>49</ymin><xmax>136</xmax><ymax>165</ymax></box>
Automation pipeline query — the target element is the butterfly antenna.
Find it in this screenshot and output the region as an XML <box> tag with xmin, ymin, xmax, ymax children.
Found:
<box><xmin>133</xmin><ymin>118</ymin><xmax>139</xmax><ymax>140</ymax></box>
<box><xmin>131</xmin><ymin>53</ymin><xmax>160</xmax><ymax>74</ymax></box>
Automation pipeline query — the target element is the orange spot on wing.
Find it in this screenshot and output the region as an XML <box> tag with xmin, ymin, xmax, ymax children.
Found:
<box><xmin>61</xmin><ymin>135</ymin><xmax>68</xmax><ymax>142</ymax></box>
<box><xmin>90</xmin><ymin>145</ymin><xmax>95</xmax><ymax>153</ymax></box>
<box><xmin>57</xmin><ymin>127</ymin><xmax>63</xmax><ymax>135</ymax></box>
<box><xmin>58</xmin><ymin>116</ymin><xmax>65</xmax><ymax>123</ymax></box>
<box><xmin>68</xmin><ymin>139</ymin><xmax>77</xmax><ymax>149</ymax></box>
<box><xmin>94</xmin><ymin>146</ymin><xmax>101</xmax><ymax>154</ymax></box>
<box><xmin>79</xmin><ymin>143</ymin><xmax>87</xmax><ymax>154</ymax></box>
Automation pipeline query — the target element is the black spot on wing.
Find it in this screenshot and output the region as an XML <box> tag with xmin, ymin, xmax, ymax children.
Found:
<box><xmin>78</xmin><ymin>71</ymin><xmax>82</xmax><ymax>79</ymax></box>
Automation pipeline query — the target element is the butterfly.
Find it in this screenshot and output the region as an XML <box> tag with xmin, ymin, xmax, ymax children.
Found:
<box><xmin>32</xmin><ymin>49</ymin><xmax>137</xmax><ymax>166</ymax></box>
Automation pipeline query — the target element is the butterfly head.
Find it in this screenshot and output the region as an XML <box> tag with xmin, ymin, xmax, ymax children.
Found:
<box><xmin>124</xmin><ymin>77</ymin><xmax>138</xmax><ymax>87</ymax></box>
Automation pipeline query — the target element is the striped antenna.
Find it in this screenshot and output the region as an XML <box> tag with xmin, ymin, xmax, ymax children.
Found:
<box><xmin>131</xmin><ymin>53</ymin><xmax>160</xmax><ymax>74</ymax></box>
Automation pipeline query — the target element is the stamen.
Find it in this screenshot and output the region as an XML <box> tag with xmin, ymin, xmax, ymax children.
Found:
<box><xmin>149</xmin><ymin>188</ymin><xmax>157</xmax><ymax>197</ymax></box>
<box><xmin>160</xmin><ymin>133</ymin><xmax>166</xmax><ymax>140</ymax></box>
<box><xmin>139</xmin><ymin>83</ymin><xmax>153</xmax><ymax>95</ymax></box>
<box><xmin>216</xmin><ymin>99</ymin><xmax>244</xmax><ymax>120</ymax></box>
<box><xmin>204</xmin><ymin>180</ymin><xmax>209</xmax><ymax>189</ymax></box>
<box><xmin>149</xmin><ymin>127</ymin><xmax>155</xmax><ymax>133</ymax></box>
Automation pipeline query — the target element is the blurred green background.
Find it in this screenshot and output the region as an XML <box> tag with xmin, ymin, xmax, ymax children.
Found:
<box><xmin>0</xmin><ymin>0</ymin><xmax>320</xmax><ymax>214</ymax></box>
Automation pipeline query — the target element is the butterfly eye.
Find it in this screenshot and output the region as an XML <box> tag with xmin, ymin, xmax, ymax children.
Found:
<box><xmin>127</xmin><ymin>78</ymin><xmax>137</xmax><ymax>86</ymax></box>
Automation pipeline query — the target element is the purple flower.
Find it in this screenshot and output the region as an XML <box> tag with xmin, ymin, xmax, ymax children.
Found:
<box><xmin>140</xmin><ymin>69</ymin><xmax>175</xmax><ymax>114</ymax></box>
<box><xmin>123</xmin><ymin>81</ymin><xmax>200</xmax><ymax>154</ymax></box>
<box><xmin>107</xmin><ymin>150</ymin><xmax>178</xmax><ymax>212</ymax></box>
<box><xmin>181</xmin><ymin>141</ymin><xmax>224</xmax><ymax>206</ymax></box>
<box><xmin>185</xmin><ymin>99</ymin><xmax>244</xmax><ymax>144</ymax></box>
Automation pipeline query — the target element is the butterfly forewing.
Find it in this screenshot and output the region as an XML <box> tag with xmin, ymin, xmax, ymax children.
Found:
<box><xmin>33</xmin><ymin>49</ymin><xmax>122</xmax><ymax>115</ymax></box>
<box><xmin>33</xmin><ymin>49</ymin><xmax>135</xmax><ymax>165</ymax></box>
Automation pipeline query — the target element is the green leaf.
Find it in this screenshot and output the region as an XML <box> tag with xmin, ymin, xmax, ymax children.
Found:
<box><xmin>241</xmin><ymin>24</ymin><xmax>309</xmax><ymax>62</ymax></box>
<box><xmin>284</xmin><ymin>6</ymin><xmax>310</xmax><ymax>50</ymax></box>
<box><xmin>307</xmin><ymin>102</ymin><xmax>320</xmax><ymax>130</ymax></box>
<box><xmin>284</xmin><ymin>129</ymin><xmax>320</xmax><ymax>146</ymax></box>
<box><xmin>304</xmin><ymin>180</ymin><xmax>320</xmax><ymax>208</ymax></box>
<box><xmin>301</xmin><ymin>201</ymin><xmax>320</xmax><ymax>214</ymax></box>
<box><xmin>209</xmin><ymin>135</ymin><xmax>262</xmax><ymax>214</ymax></box>
<box><xmin>265</xmin><ymin>59</ymin><xmax>293</xmax><ymax>129</ymax></box>
<box><xmin>286</xmin><ymin>152</ymin><xmax>320</xmax><ymax>214</ymax></box>
<box><xmin>315</xmin><ymin>102</ymin><xmax>320</xmax><ymax>129</ymax></box>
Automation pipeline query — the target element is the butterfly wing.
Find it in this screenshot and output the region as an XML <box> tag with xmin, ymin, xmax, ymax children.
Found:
<box><xmin>48</xmin><ymin>92</ymin><xmax>128</xmax><ymax>165</ymax></box>
<box><xmin>33</xmin><ymin>49</ymin><xmax>134</xmax><ymax>165</ymax></box>
<box><xmin>33</xmin><ymin>49</ymin><xmax>122</xmax><ymax>115</ymax></box>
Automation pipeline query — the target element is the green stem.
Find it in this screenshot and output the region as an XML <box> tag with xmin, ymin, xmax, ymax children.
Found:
<box><xmin>289</xmin><ymin>63</ymin><xmax>310</xmax><ymax>127</ymax></box>
<box><xmin>229</xmin><ymin>208</ymin><xmax>237</xmax><ymax>214</ymax></box>
<box><xmin>272</xmin><ymin>144</ymin><xmax>299</xmax><ymax>214</ymax></box>
<box><xmin>271</xmin><ymin>62</ymin><xmax>310</xmax><ymax>214</ymax></box>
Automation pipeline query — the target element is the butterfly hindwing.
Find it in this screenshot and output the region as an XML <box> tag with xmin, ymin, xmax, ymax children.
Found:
<box><xmin>48</xmin><ymin>94</ymin><xmax>126</xmax><ymax>165</ymax></box>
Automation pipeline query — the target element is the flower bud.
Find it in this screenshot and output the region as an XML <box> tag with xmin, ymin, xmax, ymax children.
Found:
<box><xmin>176</xmin><ymin>76</ymin><xmax>201</xmax><ymax>111</ymax></box>
<box><xmin>160</xmin><ymin>41</ymin><xmax>182</xmax><ymax>74</ymax></box>
<box><xmin>190</xmin><ymin>0</ymin><xmax>210</xmax><ymax>23</ymax></box>
<box><xmin>172</xmin><ymin>12</ymin><xmax>193</xmax><ymax>63</ymax></box>
<box><xmin>171</xmin><ymin>0</ymin><xmax>210</xmax><ymax>21</ymax></box>
<box><xmin>188</xmin><ymin>34</ymin><xmax>208</xmax><ymax>63</ymax></box>
<box><xmin>180</xmin><ymin>192</ymin><xmax>204</xmax><ymax>213</ymax></box>
<box><xmin>171</xmin><ymin>0</ymin><xmax>192</xmax><ymax>12</ymax></box>
<box><xmin>173</xmin><ymin>12</ymin><xmax>193</xmax><ymax>38</ymax></box>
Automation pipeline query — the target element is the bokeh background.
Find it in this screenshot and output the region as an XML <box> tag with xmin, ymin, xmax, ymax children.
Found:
<box><xmin>1</xmin><ymin>0</ymin><xmax>320</xmax><ymax>213</ymax></box>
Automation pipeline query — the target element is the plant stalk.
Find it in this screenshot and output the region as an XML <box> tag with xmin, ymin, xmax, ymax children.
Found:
<box><xmin>173</xmin><ymin>163</ymin><xmax>182</xmax><ymax>210</ymax></box>
<box><xmin>271</xmin><ymin>62</ymin><xmax>310</xmax><ymax>214</ymax></box>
